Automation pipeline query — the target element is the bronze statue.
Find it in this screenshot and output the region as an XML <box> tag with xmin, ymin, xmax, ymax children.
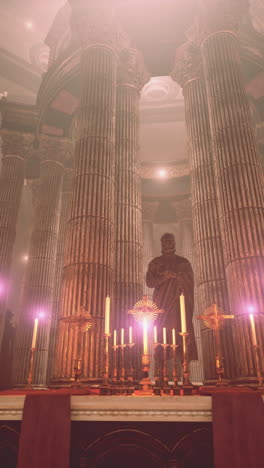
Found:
<box><xmin>146</xmin><ymin>232</ymin><xmax>198</xmax><ymax>360</ymax></box>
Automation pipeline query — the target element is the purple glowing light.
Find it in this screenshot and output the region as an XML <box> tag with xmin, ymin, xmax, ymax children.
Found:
<box><xmin>37</xmin><ymin>311</ymin><xmax>45</xmax><ymax>319</ymax></box>
<box><xmin>247</xmin><ymin>305</ymin><xmax>256</xmax><ymax>314</ymax></box>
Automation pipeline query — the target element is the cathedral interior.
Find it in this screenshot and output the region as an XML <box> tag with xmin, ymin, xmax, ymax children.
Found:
<box><xmin>0</xmin><ymin>1</ymin><xmax>263</xmax><ymax>467</ymax></box>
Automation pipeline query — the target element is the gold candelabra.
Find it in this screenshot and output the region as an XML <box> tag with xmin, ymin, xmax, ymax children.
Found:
<box><xmin>198</xmin><ymin>304</ymin><xmax>234</xmax><ymax>386</ymax></box>
<box><xmin>171</xmin><ymin>343</ymin><xmax>180</xmax><ymax>395</ymax></box>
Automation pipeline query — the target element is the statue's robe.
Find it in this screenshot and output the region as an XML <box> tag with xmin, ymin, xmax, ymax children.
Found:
<box><xmin>146</xmin><ymin>253</ymin><xmax>198</xmax><ymax>361</ymax></box>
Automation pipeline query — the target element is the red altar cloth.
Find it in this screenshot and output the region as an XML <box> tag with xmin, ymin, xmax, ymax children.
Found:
<box><xmin>212</xmin><ymin>390</ymin><xmax>264</xmax><ymax>468</ymax></box>
<box><xmin>17</xmin><ymin>394</ymin><xmax>71</xmax><ymax>468</ymax></box>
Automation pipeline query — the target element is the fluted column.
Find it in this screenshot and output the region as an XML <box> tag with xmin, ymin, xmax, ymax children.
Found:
<box><xmin>197</xmin><ymin>0</ymin><xmax>264</xmax><ymax>381</ymax></box>
<box><xmin>142</xmin><ymin>201</ymin><xmax>159</xmax><ymax>297</ymax></box>
<box><xmin>47</xmin><ymin>168</ymin><xmax>73</xmax><ymax>382</ymax></box>
<box><xmin>0</xmin><ymin>131</ymin><xmax>29</xmax><ymax>349</ymax></box>
<box><xmin>53</xmin><ymin>3</ymin><xmax>127</xmax><ymax>383</ymax></box>
<box><xmin>14</xmin><ymin>155</ymin><xmax>63</xmax><ymax>387</ymax></box>
<box><xmin>171</xmin><ymin>42</ymin><xmax>236</xmax><ymax>382</ymax></box>
<box><xmin>113</xmin><ymin>49</ymin><xmax>149</xmax><ymax>332</ymax></box>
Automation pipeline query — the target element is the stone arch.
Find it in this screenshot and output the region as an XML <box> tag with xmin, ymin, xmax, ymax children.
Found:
<box><xmin>80</xmin><ymin>428</ymin><xmax>171</xmax><ymax>468</ymax></box>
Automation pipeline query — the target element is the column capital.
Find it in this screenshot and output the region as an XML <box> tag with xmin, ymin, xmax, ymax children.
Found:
<box><xmin>38</xmin><ymin>134</ymin><xmax>73</xmax><ymax>165</ymax></box>
<box><xmin>117</xmin><ymin>48</ymin><xmax>150</xmax><ymax>91</ymax></box>
<box><xmin>170</xmin><ymin>42</ymin><xmax>203</xmax><ymax>88</ymax></box>
<box><xmin>186</xmin><ymin>0</ymin><xmax>248</xmax><ymax>46</ymax></box>
<box><xmin>142</xmin><ymin>200</ymin><xmax>159</xmax><ymax>221</ymax></box>
<box><xmin>0</xmin><ymin>129</ymin><xmax>35</xmax><ymax>159</ymax></box>
<box><xmin>69</xmin><ymin>1</ymin><xmax>129</xmax><ymax>52</ymax></box>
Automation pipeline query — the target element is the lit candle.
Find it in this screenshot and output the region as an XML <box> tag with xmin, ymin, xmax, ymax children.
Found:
<box><xmin>249</xmin><ymin>314</ymin><xmax>257</xmax><ymax>346</ymax></box>
<box><xmin>163</xmin><ymin>327</ymin><xmax>167</xmax><ymax>345</ymax></box>
<box><xmin>113</xmin><ymin>329</ymin><xmax>117</xmax><ymax>347</ymax></box>
<box><xmin>172</xmin><ymin>328</ymin><xmax>176</xmax><ymax>346</ymax></box>
<box><xmin>180</xmin><ymin>293</ymin><xmax>187</xmax><ymax>333</ymax></box>
<box><xmin>104</xmin><ymin>295</ymin><xmax>110</xmax><ymax>335</ymax></box>
<box><xmin>143</xmin><ymin>319</ymin><xmax>148</xmax><ymax>354</ymax></box>
<box><xmin>154</xmin><ymin>326</ymin><xmax>157</xmax><ymax>344</ymax></box>
<box><xmin>129</xmin><ymin>326</ymin><xmax>133</xmax><ymax>344</ymax></box>
<box><xmin>31</xmin><ymin>318</ymin><xmax>39</xmax><ymax>349</ymax></box>
<box><xmin>121</xmin><ymin>328</ymin><xmax>124</xmax><ymax>346</ymax></box>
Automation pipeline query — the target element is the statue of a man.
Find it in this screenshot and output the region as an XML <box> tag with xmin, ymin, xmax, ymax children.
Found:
<box><xmin>146</xmin><ymin>232</ymin><xmax>197</xmax><ymax>360</ymax></box>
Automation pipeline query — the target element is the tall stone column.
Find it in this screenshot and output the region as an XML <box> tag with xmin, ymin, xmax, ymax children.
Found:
<box><xmin>53</xmin><ymin>3</ymin><xmax>128</xmax><ymax>383</ymax></box>
<box><xmin>0</xmin><ymin>131</ymin><xmax>29</xmax><ymax>350</ymax></box>
<box><xmin>171</xmin><ymin>43</ymin><xmax>236</xmax><ymax>382</ymax></box>
<box><xmin>113</xmin><ymin>49</ymin><xmax>149</xmax><ymax>332</ymax></box>
<box><xmin>197</xmin><ymin>0</ymin><xmax>264</xmax><ymax>381</ymax></box>
<box><xmin>47</xmin><ymin>168</ymin><xmax>73</xmax><ymax>382</ymax></box>
<box><xmin>14</xmin><ymin>146</ymin><xmax>64</xmax><ymax>387</ymax></box>
<box><xmin>142</xmin><ymin>201</ymin><xmax>159</xmax><ymax>297</ymax></box>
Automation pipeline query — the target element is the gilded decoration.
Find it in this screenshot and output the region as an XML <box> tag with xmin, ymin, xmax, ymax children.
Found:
<box><xmin>0</xmin><ymin>129</ymin><xmax>35</xmax><ymax>160</ymax></box>
<box><xmin>38</xmin><ymin>134</ymin><xmax>73</xmax><ymax>164</ymax></box>
<box><xmin>117</xmin><ymin>48</ymin><xmax>150</xmax><ymax>90</ymax></box>
<box><xmin>171</xmin><ymin>42</ymin><xmax>203</xmax><ymax>89</ymax></box>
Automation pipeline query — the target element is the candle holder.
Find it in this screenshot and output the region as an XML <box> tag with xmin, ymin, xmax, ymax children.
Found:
<box><xmin>161</xmin><ymin>343</ymin><xmax>171</xmax><ymax>395</ymax></box>
<box><xmin>179</xmin><ymin>332</ymin><xmax>193</xmax><ymax>395</ymax></box>
<box><xmin>100</xmin><ymin>333</ymin><xmax>111</xmax><ymax>395</ymax></box>
<box><xmin>138</xmin><ymin>353</ymin><xmax>153</xmax><ymax>395</ymax></box>
<box><xmin>111</xmin><ymin>344</ymin><xmax>118</xmax><ymax>395</ymax></box>
<box><xmin>171</xmin><ymin>344</ymin><xmax>180</xmax><ymax>395</ymax></box>
<box><xmin>126</xmin><ymin>343</ymin><xmax>135</xmax><ymax>395</ymax></box>
<box><xmin>198</xmin><ymin>304</ymin><xmax>234</xmax><ymax>387</ymax></box>
<box><xmin>73</xmin><ymin>358</ymin><xmax>82</xmax><ymax>386</ymax></box>
<box><xmin>153</xmin><ymin>343</ymin><xmax>162</xmax><ymax>396</ymax></box>
<box><xmin>119</xmin><ymin>343</ymin><xmax>126</xmax><ymax>394</ymax></box>
<box><xmin>26</xmin><ymin>347</ymin><xmax>36</xmax><ymax>387</ymax></box>
<box><xmin>252</xmin><ymin>344</ymin><xmax>264</xmax><ymax>389</ymax></box>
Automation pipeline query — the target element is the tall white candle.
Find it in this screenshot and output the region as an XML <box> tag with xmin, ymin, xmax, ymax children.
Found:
<box><xmin>163</xmin><ymin>327</ymin><xmax>167</xmax><ymax>345</ymax></box>
<box><xmin>249</xmin><ymin>314</ymin><xmax>257</xmax><ymax>346</ymax></box>
<box><xmin>31</xmin><ymin>318</ymin><xmax>39</xmax><ymax>349</ymax></box>
<box><xmin>129</xmin><ymin>326</ymin><xmax>133</xmax><ymax>344</ymax></box>
<box><xmin>104</xmin><ymin>296</ymin><xmax>110</xmax><ymax>335</ymax></box>
<box><xmin>113</xmin><ymin>329</ymin><xmax>117</xmax><ymax>346</ymax></box>
<box><xmin>172</xmin><ymin>328</ymin><xmax>176</xmax><ymax>346</ymax></box>
<box><xmin>180</xmin><ymin>293</ymin><xmax>187</xmax><ymax>333</ymax></box>
<box><xmin>121</xmin><ymin>328</ymin><xmax>124</xmax><ymax>346</ymax></box>
<box><xmin>154</xmin><ymin>326</ymin><xmax>157</xmax><ymax>344</ymax></box>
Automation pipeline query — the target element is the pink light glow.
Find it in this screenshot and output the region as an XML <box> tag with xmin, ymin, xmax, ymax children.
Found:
<box><xmin>247</xmin><ymin>305</ymin><xmax>256</xmax><ymax>314</ymax></box>
<box><xmin>37</xmin><ymin>311</ymin><xmax>45</xmax><ymax>319</ymax></box>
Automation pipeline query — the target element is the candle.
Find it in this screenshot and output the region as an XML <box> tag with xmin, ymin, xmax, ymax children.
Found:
<box><xmin>143</xmin><ymin>319</ymin><xmax>148</xmax><ymax>354</ymax></box>
<box><xmin>180</xmin><ymin>293</ymin><xmax>187</xmax><ymax>333</ymax></box>
<box><xmin>172</xmin><ymin>328</ymin><xmax>176</xmax><ymax>346</ymax></box>
<box><xmin>31</xmin><ymin>318</ymin><xmax>39</xmax><ymax>349</ymax></box>
<box><xmin>249</xmin><ymin>314</ymin><xmax>257</xmax><ymax>346</ymax></box>
<box><xmin>104</xmin><ymin>295</ymin><xmax>110</xmax><ymax>335</ymax></box>
<box><xmin>163</xmin><ymin>327</ymin><xmax>167</xmax><ymax>345</ymax></box>
<box><xmin>129</xmin><ymin>326</ymin><xmax>133</xmax><ymax>344</ymax></box>
<box><xmin>154</xmin><ymin>326</ymin><xmax>157</xmax><ymax>344</ymax></box>
<box><xmin>121</xmin><ymin>328</ymin><xmax>124</xmax><ymax>346</ymax></box>
<box><xmin>113</xmin><ymin>329</ymin><xmax>117</xmax><ymax>347</ymax></box>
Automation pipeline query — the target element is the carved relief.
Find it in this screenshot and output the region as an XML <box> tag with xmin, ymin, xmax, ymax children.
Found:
<box><xmin>117</xmin><ymin>48</ymin><xmax>150</xmax><ymax>90</ymax></box>
<box><xmin>0</xmin><ymin>130</ymin><xmax>35</xmax><ymax>160</ymax></box>
<box><xmin>38</xmin><ymin>134</ymin><xmax>73</xmax><ymax>164</ymax></box>
<box><xmin>171</xmin><ymin>42</ymin><xmax>203</xmax><ymax>88</ymax></box>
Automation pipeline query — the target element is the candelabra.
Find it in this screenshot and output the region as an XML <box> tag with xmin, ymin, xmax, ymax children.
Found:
<box><xmin>161</xmin><ymin>343</ymin><xmax>170</xmax><ymax>395</ymax></box>
<box><xmin>252</xmin><ymin>344</ymin><xmax>264</xmax><ymax>389</ymax></box>
<box><xmin>126</xmin><ymin>342</ymin><xmax>135</xmax><ymax>395</ymax></box>
<box><xmin>179</xmin><ymin>332</ymin><xmax>193</xmax><ymax>395</ymax></box>
<box><xmin>153</xmin><ymin>343</ymin><xmax>162</xmax><ymax>395</ymax></box>
<box><xmin>27</xmin><ymin>347</ymin><xmax>36</xmax><ymax>387</ymax></box>
<box><xmin>73</xmin><ymin>358</ymin><xmax>82</xmax><ymax>385</ymax></box>
<box><xmin>111</xmin><ymin>342</ymin><xmax>118</xmax><ymax>395</ymax></box>
<box><xmin>172</xmin><ymin>343</ymin><xmax>180</xmax><ymax>395</ymax></box>
<box><xmin>100</xmin><ymin>333</ymin><xmax>111</xmax><ymax>395</ymax></box>
<box><xmin>198</xmin><ymin>304</ymin><xmax>234</xmax><ymax>386</ymax></box>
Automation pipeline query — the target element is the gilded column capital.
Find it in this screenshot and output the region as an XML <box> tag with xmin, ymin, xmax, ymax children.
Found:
<box><xmin>69</xmin><ymin>1</ymin><xmax>129</xmax><ymax>52</ymax></box>
<box><xmin>0</xmin><ymin>129</ymin><xmax>35</xmax><ymax>159</ymax></box>
<box><xmin>38</xmin><ymin>135</ymin><xmax>73</xmax><ymax>165</ymax></box>
<box><xmin>117</xmin><ymin>48</ymin><xmax>150</xmax><ymax>91</ymax></box>
<box><xmin>170</xmin><ymin>42</ymin><xmax>203</xmax><ymax>88</ymax></box>
<box><xmin>186</xmin><ymin>0</ymin><xmax>248</xmax><ymax>46</ymax></box>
